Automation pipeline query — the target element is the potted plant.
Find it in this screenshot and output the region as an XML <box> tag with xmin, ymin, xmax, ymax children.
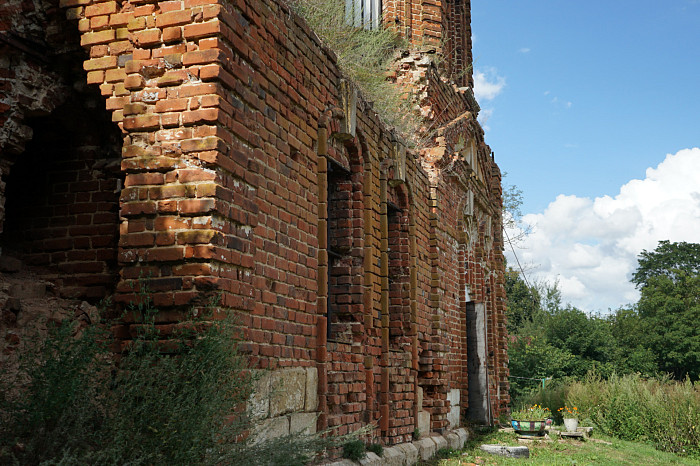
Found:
<box><xmin>557</xmin><ymin>406</ymin><xmax>579</xmax><ymax>432</ymax></box>
<box><xmin>510</xmin><ymin>404</ymin><xmax>551</xmax><ymax>436</ymax></box>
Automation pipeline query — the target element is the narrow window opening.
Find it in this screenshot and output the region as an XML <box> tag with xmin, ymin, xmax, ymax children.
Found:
<box><xmin>345</xmin><ymin>0</ymin><xmax>382</xmax><ymax>30</ymax></box>
<box><xmin>387</xmin><ymin>191</ymin><xmax>409</xmax><ymax>345</ymax></box>
<box><xmin>326</xmin><ymin>158</ymin><xmax>352</xmax><ymax>341</ymax></box>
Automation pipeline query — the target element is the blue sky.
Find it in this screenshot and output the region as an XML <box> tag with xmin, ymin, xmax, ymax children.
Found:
<box><xmin>471</xmin><ymin>1</ymin><xmax>700</xmax><ymax>312</ymax></box>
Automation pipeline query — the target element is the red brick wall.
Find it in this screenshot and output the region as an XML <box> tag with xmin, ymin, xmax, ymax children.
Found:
<box><xmin>0</xmin><ymin>0</ymin><xmax>509</xmax><ymax>447</ymax></box>
<box><xmin>384</xmin><ymin>0</ymin><xmax>473</xmax><ymax>87</ymax></box>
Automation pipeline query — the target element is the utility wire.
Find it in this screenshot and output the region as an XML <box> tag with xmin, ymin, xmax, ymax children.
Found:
<box><xmin>503</xmin><ymin>226</ymin><xmax>535</xmax><ymax>291</ymax></box>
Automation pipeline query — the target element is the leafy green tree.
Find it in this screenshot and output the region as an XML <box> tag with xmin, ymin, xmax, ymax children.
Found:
<box><xmin>507</xmin><ymin>335</ymin><xmax>576</xmax><ymax>400</ymax></box>
<box><xmin>630</xmin><ymin>241</ymin><xmax>700</xmax><ymax>380</ymax></box>
<box><xmin>607</xmin><ymin>307</ymin><xmax>659</xmax><ymax>376</ymax></box>
<box><xmin>504</xmin><ymin>267</ymin><xmax>541</xmax><ymax>334</ymax></box>
<box><xmin>543</xmin><ymin>307</ymin><xmax>618</xmax><ymax>378</ymax></box>
<box><xmin>637</xmin><ymin>271</ymin><xmax>700</xmax><ymax>380</ymax></box>
<box><xmin>632</xmin><ymin>240</ymin><xmax>700</xmax><ymax>288</ymax></box>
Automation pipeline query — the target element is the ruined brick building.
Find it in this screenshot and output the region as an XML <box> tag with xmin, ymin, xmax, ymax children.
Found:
<box><xmin>0</xmin><ymin>0</ymin><xmax>509</xmax><ymax>448</ymax></box>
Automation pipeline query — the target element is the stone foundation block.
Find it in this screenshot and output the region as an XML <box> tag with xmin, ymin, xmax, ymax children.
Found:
<box><xmin>379</xmin><ymin>446</ymin><xmax>404</xmax><ymax>465</ymax></box>
<box><xmin>358</xmin><ymin>452</ymin><xmax>382</xmax><ymax>465</ymax></box>
<box><xmin>417</xmin><ymin>410</ymin><xmax>430</xmax><ymax>436</ymax></box>
<box><xmin>270</xmin><ymin>367</ymin><xmax>306</xmax><ymax>416</ymax></box>
<box><xmin>445</xmin><ymin>432</ymin><xmax>460</xmax><ymax>450</ymax></box>
<box><xmin>249</xmin><ymin>370</ymin><xmax>271</xmax><ymax>420</ymax></box>
<box><xmin>433</xmin><ymin>434</ymin><xmax>448</xmax><ymax>451</ymax></box>
<box><xmin>455</xmin><ymin>428</ymin><xmax>469</xmax><ymax>447</ymax></box>
<box><xmin>290</xmin><ymin>412</ymin><xmax>318</xmax><ymax>435</ymax></box>
<box><xmin>396</xmin><ymin>442</ymin><xmax>419</xmax><ymax>464</ymax></box>
<box><xmin>305</xmin><ymin>367</ymin><xmax>318</xmax><ymax>411</ymax></box>
<box><xmin>255</xmin><ymin>416</ymin><xmax>289</xmax><ymax>443</ymax></box>
<box><xmin>414</xmin><ymin>437</ymin><xmax>437</xmax><ymax>460</ymax></box>
<box><xmin>447</xmin><ymin>389</ymin><xmax>460</xmax><ymax>428</ymax></box>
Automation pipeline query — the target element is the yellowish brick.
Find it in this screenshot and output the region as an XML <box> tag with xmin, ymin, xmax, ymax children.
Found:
<box><xmin>127</xmin><ymin>17</ymin><xmax>146</xmax><ymax>31</ymax></box>
<box><xmin>114</xmin><ymin>82</ymin><xmax>129</xmax><ymax>96</ymax></box>
<box><xmin>111</xmin><ymin>109</ymin><xmax>124</xmax><ymax>122</ymax></box>
<box><xmin>78</xmin><ymin>18</ymin><xmax>90</xmax><ymax>32</ymax></box>
<box><xmin>99</xmin><ymin>83</ymin><xmax>114</xmax><ymax>96</ymax></box>
<box><xmin>81</xmin><ymin>29</ymin><xmax>115</xmax><ymax>46</ymax></box>
<box><xmin>115</xmin><ymin>27</ymin><xmax>129</xmax><ymax>40</ymax></box>
<box><xmin>86</xmin><ymin>70</ymin><xmax>104</xmax><ymax>84</ymax></box>
<box><xmin>83</xmin><ymin>56</ymin><xmax>117</xmax><ymax>71</ymax></box>
<box><xmin>105</xmin><ymin>68</ymin><xmax>126</xmax><ymax>83</ymax></box>
<box><xmin>109</xmin><ymin>40</ymin><xmax>132</xmax><ymax>55</ymax></box>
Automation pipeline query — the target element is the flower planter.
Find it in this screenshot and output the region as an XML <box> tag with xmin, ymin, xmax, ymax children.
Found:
<box><xmin>563</xmin><ymin>418</ymin><xmax>579</xmax><ymax>432</ymax></box>
<box><xmin>511</xmin><ymin>420</ymin><xmax>546</xmax><ymax>436</ymax></box>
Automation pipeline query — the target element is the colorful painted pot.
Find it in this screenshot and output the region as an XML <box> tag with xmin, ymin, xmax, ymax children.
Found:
<box><xmin>511</xmin><ymin>419</ymin><xmax>547</xmax><ymax>436</ymax></box>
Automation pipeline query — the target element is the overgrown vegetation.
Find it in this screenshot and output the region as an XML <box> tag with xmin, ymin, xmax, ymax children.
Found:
<box><xmin>420</xmin><ymin>427</ymin><xmax>700</xmax><ymax>465</ymax></box>
<box><xmin>289</xmin><ymin>0</ymin><xmax>421</xmax><ymax>140</ymax></box>
<box><xmin>0</xmin><ymin>297</ymin><xmax>348</xmax><ymax>465</ymax></box>
<box><xmin>342</xmin><ymin>439</ymin><xmax>366</xmax><ymax>461</ymax></box>
<box><xmin>507</xmin><ymin>240</ymin><xmax>700</xmax><ymax>401</ymax></box>
<box><xmin>506</xmin><ymin>239</ymin><xmax>700</xmax><ymax>458</ymax></box>
<box><xmin>520</xmin><ymin>374</ymin><xmax>700</xmax><ymax>457</ymax></box>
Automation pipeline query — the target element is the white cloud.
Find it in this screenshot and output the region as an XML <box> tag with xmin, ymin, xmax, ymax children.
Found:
<box><xmin>473</xmin><ymin>67</ymin><xmax>506</xmax><ymax>102</ymax></box>
<box><xmin>506</xmin><ymin>148</ymin><xmax>700</xmax><ymax>313</ymax></box>
<box><xmin>478</xmin><ymin>108</ymin><xmax>494</xmax><ymax>131</ymax></box>
<box><xmin>519</xmin><ymin>47</ymin><xmax>531</xmax><ymax>53</ymax></box>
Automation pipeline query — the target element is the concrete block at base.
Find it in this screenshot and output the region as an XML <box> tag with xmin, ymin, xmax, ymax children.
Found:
<box><xmin>480</xmin><ymin>444</ymin><xmax>530</xmax><ymax>458</ymax></box>
<box><xmin>433</xmin><ymin>435</ymin><xmax>448</xmax><ymax>452</ymax></box>
<box><xmin>414</xmin><ymin>437</ymin><xmax>437</xmax><ymax>460</ymax></box>
<box><xmin>290</xmin><ymin>412</ymin><xmax>318</xmax><ymax>435</ymax></box>
<box><xmin>379</xmin><ymin>446</ymin><xmax>404</xmax><ymax>466</ymax></box>
<box><xmin>417</xmin><ymin>410</ymin><xmax>430</xmax><ymax>436</ymax></box>
<box><xmin>305</xmin><ymin>367</ymin><xmax>319</xmax><ymax>411</ymax></box>
<box><xmin>326</xmin><ymin>460</ymin><xmax>356</xmax><ymax>466</ymax></box>
<box><xmin>358</xmin><ymin>452</ymin><xmax>382</xmax><ymax>465</ymax></box>
<box><xmin>270</xmin><ymin>368</ymin><xmax>306</xmax><ymax>416</ymax></box>
<box><xmin>396</xmin><ymin>442</ymin><xmax>419</xmax><ymax>464</ymax></box>
<box><xmin>254</xmin><ymin>416</ymin><xmax>289</xmax><ymax>443</ymax></box>
<box><xmin>445</xmin><ymin>432</ymin><xmax>460</xmax><ymax>450</ymax></box>
<box><xmin>447</xmin><ymin>389</ymin><xmax>460</xmax><ymax>428</ymax></box>
<box><xmin>455</xmin><ymin>428</ymin><xmax>469</xmax><ymax>447</ymax></box>
<box><xmin>248</xmin><ymin>371</ymin><xmax>271</xmax><ymax>420</ymax></box>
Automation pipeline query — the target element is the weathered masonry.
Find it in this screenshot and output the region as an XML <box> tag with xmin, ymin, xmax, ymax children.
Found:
<box><xmin>0</xmin><ymin>0</ymin><xmax>509</xmax><ymax>447</ymax></box>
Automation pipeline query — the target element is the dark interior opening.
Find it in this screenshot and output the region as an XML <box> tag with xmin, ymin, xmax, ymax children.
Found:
<box><xmin>1</xmin><ymin>94</ymin><xmax>122</xmax><ymax>300</ymax></box>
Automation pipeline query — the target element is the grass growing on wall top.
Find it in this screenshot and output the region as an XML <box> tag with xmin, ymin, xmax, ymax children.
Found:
<box><xmin>289</xmin><ymin>0</ymin><xmax>421</xmax><ymax>141</ymax></box>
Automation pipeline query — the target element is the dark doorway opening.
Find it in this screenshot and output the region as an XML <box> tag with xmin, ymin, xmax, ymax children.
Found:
<box><xmin>466</xmin><ymin>301</ymin><xmax>491</xmax><ymax>424</ymax></box>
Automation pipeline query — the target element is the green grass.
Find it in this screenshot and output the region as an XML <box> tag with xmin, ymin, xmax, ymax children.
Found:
<box><xmin>419</xmin><ymin>428</ymin><xmax>700</xmax><ymax>466</ymax></box>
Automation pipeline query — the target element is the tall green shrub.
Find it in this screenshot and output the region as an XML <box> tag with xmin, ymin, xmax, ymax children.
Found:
<box><xmin>566</xmin><ymin>373</ymin><xmax>700</xmax><ymax>457</ymax></box>
<box><xmin>0</xmin><ymin>299</ymin><xmax>350</xmax><ymax>465</ymax></box>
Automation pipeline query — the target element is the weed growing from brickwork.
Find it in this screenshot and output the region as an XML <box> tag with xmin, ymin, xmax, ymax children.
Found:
<box><xmin>0</xmin><ymin>294</ymin><xmax>353</xmax><ymax>465</ymax></box>
<box><xmin>342</xmin><ymin>439</ymin><xmax>366</xmax><ymax>461</ymax></box>
<box><xmin>289</xmin><ymin>0</ymin><xmax>422</xmax><ymax>142</ymax></box>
